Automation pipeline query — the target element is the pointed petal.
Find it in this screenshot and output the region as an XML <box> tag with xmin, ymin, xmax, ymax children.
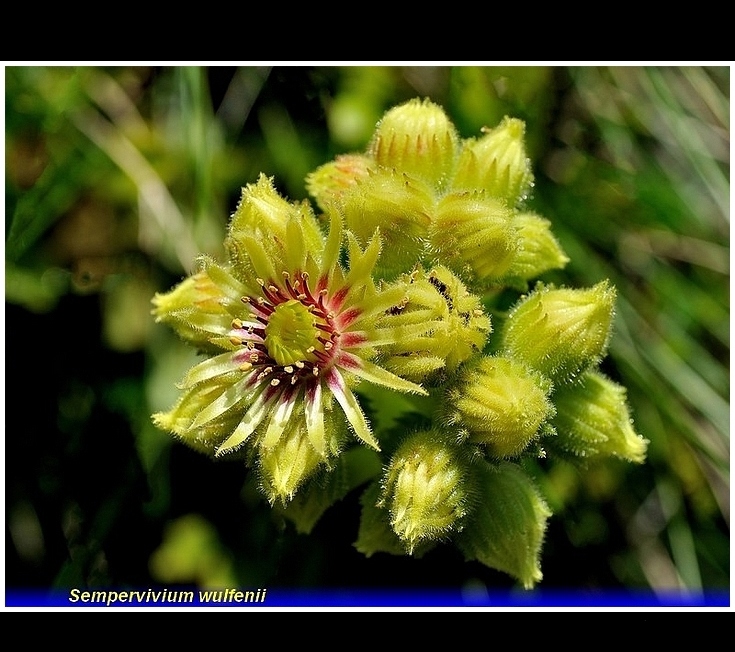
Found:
<box><xmin>284</xmin><ymin>217</ymin><xmax>307</xmax><ymax>273</ymax></box>
<box><xmin>339</xmin><ymin>354</ymin><xmax>428</xmax><ymax>396</ymax></box>
<box><xmin>344</xmin><ymin>230</ymin><xmax>381</xmax><ymax>290</ymax></box>
<box><xmin>321</xmin><ymin>207</ymin><xmax>343</xmax><ymax>281</ymax></box>
<box><xmin>204</xmin><ymin>260</ymin><xmax>253</xmax><ymax>300</ymax></box>
<box><xmin>215</xmin><ymin>386</ymin><xmax>276</xmax><ymax>456</ymax></box>
<box><xmin>191</xmin><ymin>376</ymin><xmax>252</xmax><ymax>428</ymax></box>
<box><xmin>182</xmin><ymin>351</ymin><xmax>243</xmax><ymax>388</ymax></box>
<box><xmin>305</xmin><ymin>381</ymin><xmax>326</xmax><ymax>456</ymax></box>
<box><xmin>181</xmin><ymin>310</ymin><xmax>232</xmax><ymax>336</ymax></box>
<box><xmin>261</xmin><ymin>388</ymin><xmax>299</xmax><ymax>450</ymax></box>
<box><xmin>356</xmin><ymin>284</ymin><xmax>408</xmax><ymax>318</ymax></box>
<box><xmin>242</xmin><ymin>234</ymin><xmax>277</xmax><ymax>283</ymax></box>
<box><xmin>345</xmin><ymin>321</ymin><xmax>436</xmax><ymax>348</ymax></box>
<box><xmin>325</xmin><ymin>368</ymin><xmax>380</xmax><ymax>451</ymax></box>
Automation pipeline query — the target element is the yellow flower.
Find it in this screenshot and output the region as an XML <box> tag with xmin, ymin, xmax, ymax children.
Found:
<box><xmin>153</xmin><ymin>177</ymin><xmax>427</xmax><ymax>503</ymax></box>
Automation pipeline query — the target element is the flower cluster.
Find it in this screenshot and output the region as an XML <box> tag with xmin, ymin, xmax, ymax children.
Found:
<box><xmin>153</xmin><ymin>98</ymin><xmax>647</xmax><ymax>588</ymax></box>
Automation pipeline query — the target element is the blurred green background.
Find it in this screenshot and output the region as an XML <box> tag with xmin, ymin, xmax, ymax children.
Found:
<box><xmin>4</xmin><ymin>65</ymin><xmax>729</xmax><ymax>598</ymax></box>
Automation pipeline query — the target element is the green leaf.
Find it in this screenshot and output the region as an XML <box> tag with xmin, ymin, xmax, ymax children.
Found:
<box><xmin>457</xmin><ymin>461</ymin><xmax>551</xmax><ymax>589</ymax></box>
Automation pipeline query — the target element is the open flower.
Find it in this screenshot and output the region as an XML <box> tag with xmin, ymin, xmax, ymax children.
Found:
<box><xmin>153</xmin><ymin>176</ymin><xmax>428</xmax><ymax>503</ymax></box>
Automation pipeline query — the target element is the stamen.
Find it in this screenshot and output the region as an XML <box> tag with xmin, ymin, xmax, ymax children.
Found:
<box><xmin>312</xmin><ymin>349</ymin><xmax>330</xmax><ymax>364</ymax></box>
<box><xmin>294</xmin><ymin>361</ymin><xmax>305</xmax><ymax>369</ymax></box>
<box><xmin>239</xmin><ymin>362</ymin><xmax>253</xmax><ymax>371</ymax></box>
<box><xmin>231</xmin><ymin>318</ymin><xmax>243</xmax><ymax>329</ymax></box>
<box><xmin>249</xmin><ymin>353</ymin><xmax>260</xmax><ymax>362</ymax></box>
<box><xmin>284</xmin><ymin>366</ymin><xmax>294</xmax><ymax>374</ymax></box>
<box><xmin>261</xmin><ymin>285</ymin><xmax>281</xmax><ymax>305</ymax></box>
<box><xmin>270</xmin><ymin>378</ymin><xmax>280</xmax><ymax>387</ymax></box>
<box><xmin>230</xmin><ymin>336</ymin><xmax>243</xmax><ymax>346</ymax></box>
<box><xmin>291</xmin><ymin>375</ymin><xmax>298</xmax><ymax>385</ymax></box>
<box><xmin>282</xmin><ymin>271</ymin><xmax>299</xmax><ymax>299</ymax></box>
<box><xmin>313</xmin><ymin>366</ymin><xmax>319</xmax><ymax>376</ymax></box>
<box><xmin>257</xmin><ymin>366</ymin><xmax>274</xmax><ymax>381</ymax></box>
<box><xmin>297</xmin><ymin>272</ymin><xmax>318</xmax><ymax>305</ymax></box>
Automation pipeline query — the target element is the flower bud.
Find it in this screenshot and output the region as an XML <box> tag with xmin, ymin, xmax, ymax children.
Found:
<box><xmin>448</xmin><ymin>356</ymin><xmax>554</xmax><ymax>458</ymax></box>
<box><xmin>226</xmin><ymin>174</ymin><xmax>324</xmax><ymax>277</ymax></box>
<box><xmin>429</xmin><ymin>191</ymin><xmax>518</xmax><ymax>288</ymax></box>
<box><xmin>452</xmin><ymin>116</ymin><xmax>534</xmax><ymax>207</ymax></box>
<box><xmin>457</xmin><ymin>461</ymin><xmax>551</xmax><ymax>589</ymax></box>
<box><xmin>368</xmin><ymin>98</ymin><xmax>459</xmax><ymax>190</ymax></box>
<box><xmin>339</xmin><ymin>167</ymin><xmax>435</xmax><ymax>280</ymax></box>
<box><xmin>504</xmin><ymin>212</ymin><xmax>569</xmax><ymax>285</ymax></box>
<box><xmin>379</xmin><ymin>430</ymin><xmax>474</xmax><ymax>553</ymax></box>
<box><xmin>378</xmin><ymin>266</ymin><xmax>492</xmax><ymax>383</ymax></box>
<box><xmin>501</xmin><ymin>281</ymin><xmax>616</xmax><ymax>384</ymax></box>
<box><xmin>551</xmin><ymin>369</ymin><xmax>648</xmax><ymax>463</ymax></box>
<box><xmin>305</xmin><ymin>153</ymin><xmax>373</xmax><ymax>213</ymax></box>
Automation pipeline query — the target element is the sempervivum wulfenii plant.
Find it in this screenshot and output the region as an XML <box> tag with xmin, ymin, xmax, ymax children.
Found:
<box><xmin>153</xmin><ymin>98</ymin><xmax>647</xmax><ymax>588</ymax></box>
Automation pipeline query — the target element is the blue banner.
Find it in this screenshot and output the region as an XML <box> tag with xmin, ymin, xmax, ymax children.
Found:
<box><xmin>4</xmin><ymin>587</ymin><xmax>730</xmax><ymax>608</ymax></box>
